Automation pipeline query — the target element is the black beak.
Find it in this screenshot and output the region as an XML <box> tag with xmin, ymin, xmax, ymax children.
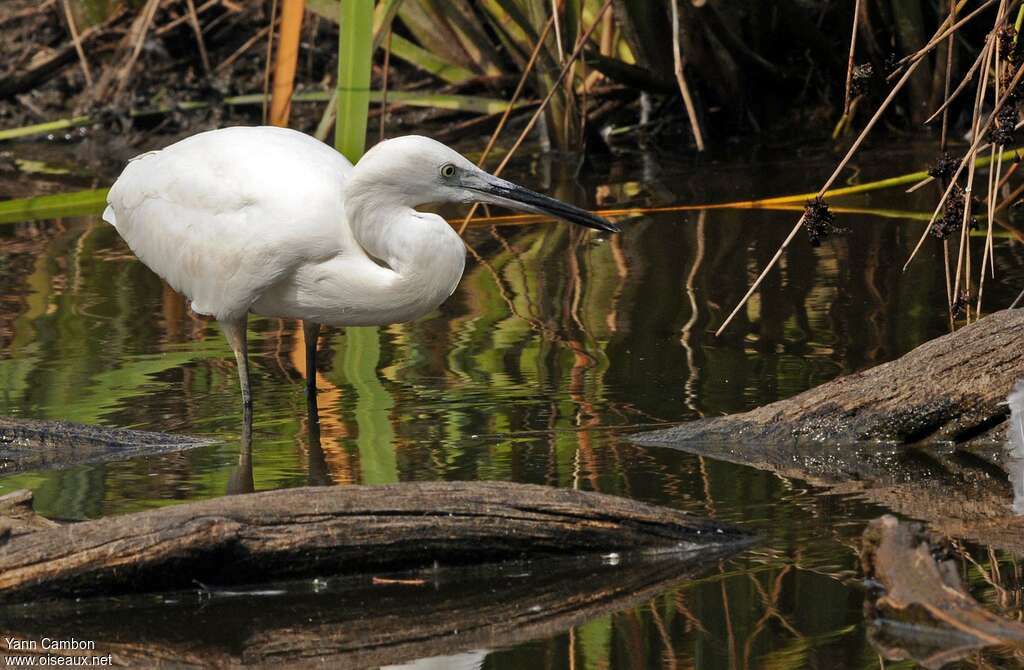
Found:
<box><xmin>470</xmin><ymin>179</ymin><xmax>620</xmax><ymax>233</ymax></box>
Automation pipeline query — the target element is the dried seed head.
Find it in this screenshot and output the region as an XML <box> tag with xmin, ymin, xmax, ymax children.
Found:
<box><xmin>1000</xmin><ymin>24</ymin><xmax>1024</xmax><ymax>65</ymax></box>
<box><xmin>803</xmin><ymin>198</ymin><xmax>841</xmax><ymax>247</ymax></box>
<box><xmin>951</xmin><ymin>290</ymin><xmax>973</xmax><ymax>320</ymax></box>
<box><xmin>932</xmin><ymin>183</ymin><xmax>968</xmax><ymax>240</ymax></box>
<box><xmin>989</xmin><ymin>104</ymin><xmax>1017</xmax><ymax>145</ymax></box>
<box><xmin>1001</xmin><ymin>62</ymin><xmax>1024</xmax><ymax>106</ymax></box>
<box><xmin>884</xmin><ymin>53</ymin><xmax>901</xmax><ymax>77</ymax></box>
<box><xmin>927</xmin><ymin>153</ymin><xmax>958</xmax><ymax>181</ymax></box>
<box><xmin>850</xmin><ymin>63</ymin><xmax>874</xmax><ymax>96</ymax></box>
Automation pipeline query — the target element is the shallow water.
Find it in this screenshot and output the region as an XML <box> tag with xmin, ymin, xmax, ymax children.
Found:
<box><xmin>2</xmin><ymin>135</ymin><xmax>1024</xmax><ymax>668</ymax></box>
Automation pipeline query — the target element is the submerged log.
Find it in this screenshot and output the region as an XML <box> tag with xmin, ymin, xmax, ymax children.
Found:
<box><xmin>0</xmin><ymin>481</ymin><xmax>752</xmax><ymax>604</ymax></box>
<box><xmin>0</xmin><ymin>416</ymin><xmax>213</xmax><ymax>474</ymax></box>
<box><xmin>862</xmin><ymin>515</ymin><xmax>1024</xmax><ymax>668</ymax></box>
<box><xmin>637</xmin><ymin>308</ymin><xmax>1024</xmax><ymax>446</ymax></box>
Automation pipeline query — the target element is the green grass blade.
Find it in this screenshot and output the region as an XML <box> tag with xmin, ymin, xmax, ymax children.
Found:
<box><xmin>0</xmin><ymin>188</ymin><xmax>109</xmax><ymax>225</ymax></box>
<box><xmin>0</xmin><ymin>91</ymin><xmax>520</xmax><ymax>144</ymax></box>
<box><xmin>0</xmin><ymin>116</ymin><xmax>93</xmax><ymax>142</ymax></box>
<box><xmin>335</xmin><ymin>0</ymin><xmax>374</xmax><ymax>162</ymax></box>
<box><xmin>372</xmin><ymin>0</ymin><xmax>405</xmax><ymax>50</ymax></box>
<box><xmin>309</xmin><ymin>0</ymin><xmax>475</xmax><ymax>83</ymax></box>
<box><xmin>388</xmin><ymin>33</ymin><xmax>474</xmax><ymax>83</ymax></box>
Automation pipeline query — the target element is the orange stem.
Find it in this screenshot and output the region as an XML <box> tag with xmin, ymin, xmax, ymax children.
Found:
<box><xmin>269</xmin><ymin>0</ymin><xmax>306</xmax><ymax>127</ymax></box>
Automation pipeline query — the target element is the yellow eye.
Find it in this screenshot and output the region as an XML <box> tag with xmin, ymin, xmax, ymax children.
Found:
<box><xmin>440</xmin><ymin>163</ymin><xmax>456</xmax><ymax>178</ymax></box>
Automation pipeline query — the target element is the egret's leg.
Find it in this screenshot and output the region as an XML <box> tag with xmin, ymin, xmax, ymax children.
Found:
<box><xmin>221</xmin><ymin>317</ymin><xmax>253</xmax><ymax>424</ymax></box>
<box><xmin>302</xmin><ymin>320</ymin><xmax>321</xmax><ymax>402</ymax></box>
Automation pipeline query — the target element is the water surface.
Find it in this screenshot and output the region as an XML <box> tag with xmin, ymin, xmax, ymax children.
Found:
<box><xmin>2</xmin><ymin>135</ymin><xmax>1023</xmax><ymax>668</ymax></box>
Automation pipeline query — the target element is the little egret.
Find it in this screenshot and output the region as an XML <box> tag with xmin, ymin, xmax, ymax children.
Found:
<box><xmin>103</xmin><ymin>126</ymin><xmax>617</xmax><ymax>421</ymax></box>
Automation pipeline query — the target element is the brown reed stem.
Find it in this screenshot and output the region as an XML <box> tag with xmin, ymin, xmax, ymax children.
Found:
<box><xmin>185</xmin><ymin>0</ymin><xmax>212</xmax><ymax>76</ymax></box>
<box><xmin>941</xmin><ymin>0</ymin><xmax>956</xmax><ymax>149</ymax></box>
<box><xmin>905</xmin><ymin>25</ymin><xmax>1024</xmax><ymax>272</ymax></box>
<box><xmin>843</xmin><ymin>0</ymin><xmax>862</xmax><ymax>116</ymax></box>
<box><xmin>262</xmin><ymin>0</ymin><xmax>279</xmax><ymax>126</ymax></box>
<box><xmin>715</xmin><ymin>58</ymin><xmax>927</xmax><ymax>336</ymax></box>
<box><xmin>671</xmin><ymin>0</ymin><xmax>705</xmax><ymax>151</ymax></box>
<box><xmin>458</xmin><ymin>5</ymin><xmax>607</xmax><ymax>236</ymax></box>
<box><xmin>62</xmin><ymin>0</ymin><xmax>93</xmax><ymax>88</ymax></box>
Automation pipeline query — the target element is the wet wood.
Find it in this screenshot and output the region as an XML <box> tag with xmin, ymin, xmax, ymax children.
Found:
<box><xmin>0</xmin><ymin>482</ymin><xmax>751</xmax><ymax>604</ymax></box>
<box><xmin>0</xmin><ymin>490</ymin><xmax>59</xmax><ymax>542</ymax></box>
<box><xmin>0</xmin><ymin>540</ymin><xmax>737</xmax><ymax>668</ymax></box>
<box><xmin>0</xmin><ymin>416</ymin><xmax>213</xmax><ymax>474</ymax></box>
<box><xmin>862</xmin><ymin>515</ymin><xmax>1024</xmax><ymax>668</ymax></box>
<box><xmin>637</xmin><ymin>308</ymin><xmax>1024</xmax><ymax>447</ymax></box>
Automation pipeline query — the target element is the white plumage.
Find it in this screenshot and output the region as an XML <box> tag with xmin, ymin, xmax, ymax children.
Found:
<box><xmin>104</xmin><ymin>126</ymin><xmax>617</xmax><ymax>420</ymax></box>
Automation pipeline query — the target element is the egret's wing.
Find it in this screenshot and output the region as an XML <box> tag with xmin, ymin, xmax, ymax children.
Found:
<box><xmin>105</xmin><ymin>127</ymin><xmax>355</xmax><ymax>321</ymax></box>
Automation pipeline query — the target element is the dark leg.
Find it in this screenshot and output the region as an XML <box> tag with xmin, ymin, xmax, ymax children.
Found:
<box><xmin>302</xmin><ymin>320</ymin><xmax>321</xmax><ymax>403</ymax></box>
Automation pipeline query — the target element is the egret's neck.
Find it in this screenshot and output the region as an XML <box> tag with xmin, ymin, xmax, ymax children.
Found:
<box><xmin>343</xmin><ymin>177</ymin><xmax>466</xmax><ymax>318</ymax></box>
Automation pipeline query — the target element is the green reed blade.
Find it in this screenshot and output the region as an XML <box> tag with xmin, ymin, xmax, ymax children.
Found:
<box><xmin>0</xmin><ymin>188</ymin><xmax>109</xmax><ymax>225</ymax></box>
<box><xmin>335</xmin><ymin>0</ymin><xmax>374</xmax><ymax>162</ymax></box>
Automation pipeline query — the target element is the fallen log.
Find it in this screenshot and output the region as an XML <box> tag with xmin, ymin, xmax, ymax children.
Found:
<box><xmin>862</xmin><ymin>515</ymin><xmax>1024</xmax><ymax>668</ymax></box>
<box><xmin>0</xmin><ymin>540</ymin><xmax>730</xmax><ymax>668</ymax></box>
<box><xmin>0</xmin><ymin>416</ymin><xmax>213</xmax><ymax>474</ymax></box>
<box><xmin>0</xmin><ymin>481</ymin><xmax>752</xmax><ymax>604</ymax></box>
<box><xmin>637</xmin><ymin>308</ymin><xmax>1024</xmax><ymax>447</ymax></box>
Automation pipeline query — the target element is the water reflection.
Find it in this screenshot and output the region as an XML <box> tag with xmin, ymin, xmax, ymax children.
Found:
<box><xmin>1007</xmin><ymin>381</ymin><xmax>1024</xmax><ymax>515</ymax></box>
<box><xmin>225</xmin><ymin>414</ymin><xmax>254</xmax><ymax>495</ymax></box>
<box><xmin>3</xmin><ymin>141</ymin><xmax>1024</xmax><ymax>667</ymax></box>
<box><xmin>384</xmin><ymin>651</ymin><xmax>487</xmax><ymax>670</ymax></box>
<box><xmin>0</xmin><ymin>545</ymin><xmax>747</xmax><ymax>668</ymax></box>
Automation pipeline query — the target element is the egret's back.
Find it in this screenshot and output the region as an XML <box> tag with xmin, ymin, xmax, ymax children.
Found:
<box><xmin>104</xmin><ymin>126</ymin><xmax>355</xmax><ymax>321</ymax></box>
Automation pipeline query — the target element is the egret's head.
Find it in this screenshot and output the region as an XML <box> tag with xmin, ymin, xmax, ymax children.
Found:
<box><xmin>350</xmin><ymin>135</ymin><xmax>619</xmax><ymax>233</ymax></box>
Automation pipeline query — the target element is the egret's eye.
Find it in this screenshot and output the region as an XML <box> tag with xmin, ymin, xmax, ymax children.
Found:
<box><xmin>440</xmin><ymin>163</ymin><xmax>456</xmax><ymax>179</ymax></box>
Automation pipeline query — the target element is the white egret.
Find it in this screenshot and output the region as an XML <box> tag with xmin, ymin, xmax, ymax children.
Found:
<box><xmin>103</xmin><ymin>126</ymin><xmax>617</xmax><ymax>420</ymax></box>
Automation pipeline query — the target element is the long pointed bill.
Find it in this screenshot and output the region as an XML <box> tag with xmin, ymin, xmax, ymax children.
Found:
<box><xmin>467</xmin><ymin>174</ymin><xmax>620</xmax><ymax>233</ymax></box>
